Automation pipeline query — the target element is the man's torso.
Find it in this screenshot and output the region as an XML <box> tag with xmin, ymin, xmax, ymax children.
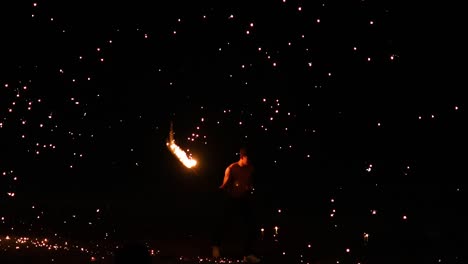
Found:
<box><xmin>225</xmin><ymin>162</ymin><xmax>254</xmax><ymax>198</ymax></box>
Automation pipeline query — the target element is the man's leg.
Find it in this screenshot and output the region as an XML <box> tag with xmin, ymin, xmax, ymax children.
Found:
<box><xmin>212</xmin><ymin>193</ymin><xmax>232</xmax><ymax>257</ymax></box>
<box><xmin>241</xmin><ymin>196</ymin><xmax>258</xmax><ymax>257</ymax></box>
<box><xmin>242</xmin><ymin>196</ymin><xmax>261</xmax><ymax>263</ymax></box>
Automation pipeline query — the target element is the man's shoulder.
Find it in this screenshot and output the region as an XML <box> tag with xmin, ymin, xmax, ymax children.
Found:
<box><xmin>227</xmin><ymin>162</ymin><xmax>239</xmax><ymax>169</ymax></box>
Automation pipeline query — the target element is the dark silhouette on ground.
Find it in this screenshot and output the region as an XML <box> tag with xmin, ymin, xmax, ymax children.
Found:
<box><xmin>113</xmin><ymin>242</ymin><xmax>152</xmax><ymax>264</ymax></box>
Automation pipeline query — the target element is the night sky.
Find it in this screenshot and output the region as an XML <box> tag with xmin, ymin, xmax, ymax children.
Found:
<box><xmin>1</xmin><ymin>1</ymin><xmax>466</xmax><ymax>263</ymax></box>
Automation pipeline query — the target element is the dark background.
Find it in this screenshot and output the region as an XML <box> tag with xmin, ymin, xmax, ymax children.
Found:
<box><xmin>1</xmin><ymin>0</ymin><xmax>466</xmax><ymax>261</ymax></box>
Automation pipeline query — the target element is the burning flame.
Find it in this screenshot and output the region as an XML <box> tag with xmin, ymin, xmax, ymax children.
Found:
<box><xmin>166</xmin><ymin>122</ymin><xmax>197</xmax><ymax>168</ymax></box>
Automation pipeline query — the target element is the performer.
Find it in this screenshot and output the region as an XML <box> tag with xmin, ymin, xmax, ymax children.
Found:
<box><xmin>211</xmin><ymin>146</ymin><xmax>261</xmax><ymax>263</ymax></box>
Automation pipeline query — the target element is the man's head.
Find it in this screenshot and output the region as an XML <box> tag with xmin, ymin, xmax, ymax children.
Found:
<box><xmin>239</xmin><ymin>147</ymin><xmax>249</xmax><ymax>166</ymax></box>
<box><xmin>239</xmin><ymin>147</ymin><xmax>248</xmax><ymax>157</ymax></box>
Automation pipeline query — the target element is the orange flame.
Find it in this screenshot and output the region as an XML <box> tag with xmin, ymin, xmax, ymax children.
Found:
<box><xmin>167</xmin><ymin>122</ymin><xmax>197</xmax><ymax>168</ymax></box>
